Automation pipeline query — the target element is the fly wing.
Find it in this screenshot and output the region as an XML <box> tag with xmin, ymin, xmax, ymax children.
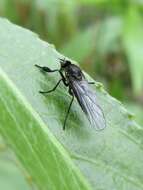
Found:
<box><xmin>71</xmin><ymin>80</ymin><xmax>106</xmax><ymax>130</ymax></box>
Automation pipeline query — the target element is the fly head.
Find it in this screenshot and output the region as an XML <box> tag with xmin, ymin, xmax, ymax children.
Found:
<box><xmin>59</xmin><ymin>58</ymin><xmax>85</xmax><ymax>81</ymax></box>
<box><xmin>59</xmin><ymin>58</ymin><xmax>71</xmax><ymax>68</ymax></box>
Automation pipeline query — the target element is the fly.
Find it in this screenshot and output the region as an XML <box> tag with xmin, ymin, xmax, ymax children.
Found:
<box><xmin>35</xmin><ymin>58</ymin><xmax>106</xmax><ymax>130</ymax></box>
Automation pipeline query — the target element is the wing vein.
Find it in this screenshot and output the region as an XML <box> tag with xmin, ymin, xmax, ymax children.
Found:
<box><xmin>71</xmin><ymin>80</ymin><xmax>106</xmax><ymax>130</ymax></box>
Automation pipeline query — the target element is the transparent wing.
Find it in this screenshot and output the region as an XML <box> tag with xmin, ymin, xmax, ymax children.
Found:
<box><xmin>72</xmin><ymin>80</ymin><xmax>106</xmax><ymax>130</ymax></box>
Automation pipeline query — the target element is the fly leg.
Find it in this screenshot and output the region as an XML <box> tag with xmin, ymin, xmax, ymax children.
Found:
<box><xmin>88</xmin><ymin>81</ymin><xmax>95</xmax><ymax>84</ymax></box>
<box><xmin>35</xmin><ymin>64</ymin><xmax>69</xmax><ymax>87</ymax></box>
<box><xmin>39</xmin><ymin>79</ymin><xmax>62</xmax><ymax>94</ymax></box>
<box><xmin>63</xmin><ymin>88</ymin><xmax>74</xmax><ymax>130</ymax></box>
<box><xmin>35</xmin><ymin>64</ymin><xmax>68</xmax><ymax>93</ymax></box>
<box><xmin>59</xmin><ymin>71</ymin><xmax>68</xmax><ymax>86</ymax></box>
<box><xmin>35</xmin><ymin>64</ymin><xmax>59</xmax><ymax>73</ymax></box>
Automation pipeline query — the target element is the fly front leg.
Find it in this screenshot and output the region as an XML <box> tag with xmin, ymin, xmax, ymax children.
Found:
<box><xmin>35</xmin><ymin>64</ymin><xmax>63</xmax><ymax>94</ymax></box>
<box><xmin>35</xmin><ymin>64</ymin><xmax>59</xmax><ymax>73</ymax></box>
<box><xmin>63</xmin><ymin>88</ymin><xmax>74</xmax><ymax>130</ymax></box>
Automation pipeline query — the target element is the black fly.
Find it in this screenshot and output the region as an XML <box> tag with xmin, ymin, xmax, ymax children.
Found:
<box><xmin>35</xmin><ymin>58</ymin><xmax>106</xmax><ymax>130</ymax></box>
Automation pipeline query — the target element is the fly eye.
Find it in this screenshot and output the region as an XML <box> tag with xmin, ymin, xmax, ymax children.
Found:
<box><xmin>65</xmin><ymin>60</ymin><xmax>71</xmax><ymax>65</ymax></box>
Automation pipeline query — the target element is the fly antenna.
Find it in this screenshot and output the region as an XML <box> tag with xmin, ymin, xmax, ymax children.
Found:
<box><xmin>59</xmin><ymin>57</ymin><xmax>66</xmax><ymax>63</ymax></box>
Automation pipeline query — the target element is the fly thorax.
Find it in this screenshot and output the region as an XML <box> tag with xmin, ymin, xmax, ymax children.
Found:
<box><xmin>66</xmin><ymin>64</ymin><xmax>84</xmax><ymax>81</ymax></box>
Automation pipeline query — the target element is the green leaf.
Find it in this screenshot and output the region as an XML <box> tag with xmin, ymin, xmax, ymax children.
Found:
<box><xmin>0</xmin><ymin>18</ymin><xmax>143</xmax><ymax>190</ymax></box>
<box><xmin>0</xmin><ymin>18</ymin><xmax>91</xmax><ymax>190</ymax></box>
<box><xmin>0</xmin><ymin>145</ymin><xmax>30</xmax><ymax>190</ymax></box>
<box><xmin>125</xmin><ymin>102</ymin><xmax>143</xmax><ymax>127</ymax></box>
<box><xmin>123</xmin><ymin>6</ymin><xmax>143</xmax><ymax>95</ymax></box>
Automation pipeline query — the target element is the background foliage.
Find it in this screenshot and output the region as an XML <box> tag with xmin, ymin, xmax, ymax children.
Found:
<box><xmin>0</xmin><ymin>0</ymin><xmax>143</xmax><ymax>189</ymax></box>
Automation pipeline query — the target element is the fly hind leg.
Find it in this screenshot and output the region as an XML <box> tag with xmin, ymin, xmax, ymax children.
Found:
<box><xmin>63</xmin><ymin>88</ymin><xmax>74</xmax><ymax>130</ymax></box>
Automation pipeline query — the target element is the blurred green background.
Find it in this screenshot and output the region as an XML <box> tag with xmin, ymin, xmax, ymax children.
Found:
<box><xmin>0</xmin><ymin>0</ymin><xmax>143</xmax><ymax>189</ymax></box>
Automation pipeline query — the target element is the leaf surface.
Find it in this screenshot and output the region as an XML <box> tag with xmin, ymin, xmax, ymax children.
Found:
<box><xmin>0</xmin><ymin>18</ymin><xmax>143</xmax><ymax>190</ymax></box>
